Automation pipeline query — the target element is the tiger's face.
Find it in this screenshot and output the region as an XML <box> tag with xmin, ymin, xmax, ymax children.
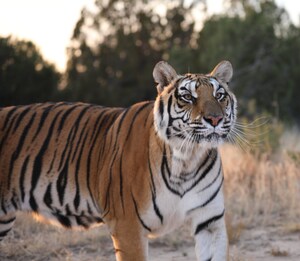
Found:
<box><xmin>153</xmin><ymin>61</ymin><xmax>236</xmax><ymax>149</ymax></box>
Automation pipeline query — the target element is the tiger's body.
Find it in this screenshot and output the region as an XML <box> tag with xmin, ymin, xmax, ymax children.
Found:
<box><xmin>0</xmin><ymin>61</ymin><xmax>236</xmax><ymax>261</ymax></box>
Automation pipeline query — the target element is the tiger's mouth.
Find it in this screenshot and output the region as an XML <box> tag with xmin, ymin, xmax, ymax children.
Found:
<box><xmin>191</xmin><ymin>131</ymin><xmax>228</xmax><ymax>144</ymax></box>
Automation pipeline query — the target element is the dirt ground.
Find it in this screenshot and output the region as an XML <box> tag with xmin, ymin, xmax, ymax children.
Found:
<box><xmin>0</xmin><ymin>215</ymin><xmax>299</xmax><ymax>261</ymax></box>
<box><xmin>151</xmin><ymin>223</ymin><xmax>300</xmax><ymax>261</ymax></box>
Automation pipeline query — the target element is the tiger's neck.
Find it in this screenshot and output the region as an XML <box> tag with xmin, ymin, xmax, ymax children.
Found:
<box><xmin>151</xmin><ymin>127</ymin><xmax>215</xmax><ymax>179</ymax></box>
<box><xmin>169</xmin><ymin>142</ymin><xmax>213</xmax><ymax>179</ymax></box>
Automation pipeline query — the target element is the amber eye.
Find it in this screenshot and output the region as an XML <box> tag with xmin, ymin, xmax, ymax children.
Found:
<box><xmin>182</xmin><ymin>94</ymin><xmax>192</xmax><ymax>101</ymax></box>
<box><xmin>216</xmin><ymin>92</ymin><xmax>223</xmax><ymax>99</ymax></box>
<box><xmin>216</xmin><ymin>91</ymin><xmax>225</xmax><ymax>100</ymax></box>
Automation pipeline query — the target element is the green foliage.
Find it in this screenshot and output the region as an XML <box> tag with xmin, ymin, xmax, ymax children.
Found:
<box><xmin>0</xmin><ymin>37</ymin><xmax>61</xmax><ymax>106</ymax></box>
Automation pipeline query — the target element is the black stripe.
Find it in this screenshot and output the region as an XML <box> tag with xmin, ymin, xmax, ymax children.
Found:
<box><xmin>44</xmin><ymin>183</ymin><xmax>53</xmax><ymax>208</ymax></box>
<box><xmin>29</xmin><ymin>111</ymin><xmax>61</xmax><ymax>211</ymax></box>
<box><xmin>56</xmin><ymin>214</ymin><xmax>71</xmax><ymax>228</ymax></box>
<box><xmin>71</xmin><ymin>117</ymin><xmax>90</xmax><ymax>162</ymax></box>
<box><xmin>19</xmin><ymin>156</ymin><xmax>30</xmax><ymax>202</ymax></box>
<box><xmin>12</xmin><ymin>106</ymin><xmax>31</xmax><ymax>134</ymax></box>
<box><xmin>75</xmin><ymin>216</ymin><xmax>88</xmax><ymax>228</ymax></box>
<box><xmin>0</xmin><ymin>217</ymin><xmax>16</xmax><ymax>224</ymax></box>
<box><xmin>67</xmin><ymin>105</ymin><xmax>92</xmax><ymax>148</ymax></box>
<box><xmin>161</xmin><ymin>148</ymin><xmax>219</xmax><ymax>197</ymax></box>
<box><xmin>95</xmin><ymin>217</ymin><xmax>103</xmax><ymax>223</ymax></box>
<box><xmin>200</xmin><ymin>176</ymin><xmax>224</xmax><ymax>207</ymax></box>
<box><xmin>148</xmin><ymin>152</ymin><xmax>156</xmax><ymax>195</ymax></box>
<box><xmin>151</xmin><ymin>192</ymin><xmax>163</xmax><ymax>224</ymax></box>
<box><xmin>74</xmin><ymin>128</ymin><xmax>90</xmax><ymax>211</ymax></box>
<box><xmin>115</xmin><ymin>108</ymin><xmax>130</xmax><ymax>140</ymax></box>
<box><xmin>58</xmin><ymin>105</ymin><xmax>91</xmax><ymax>170</ymax></box>
<box><xmin>124</xmin><ymin>102</ymin><xmax>150</xmax><ymax>143</ymax></box>
<box><xmin>65</xmin><ymin>204</ymin><xmax>72</xmax><ymax>215</ymax></box>
<box><xmin>0</xmin><ymin>111</ymin><xmax>20</xmax><ymax>154</ymax></box>
<box><xmin>198</xmin><ymin>164</ymin><xmax>222</xmax><ymax>193</ymax></box>
<box><xmin>166</xmin><ymin>96</ymin><xmax>173</xmax><ymax>138</ymax></box>
<box><xmin>57</xmin><ymin>154</ymin><xmax>70</xmax><ymax>206</ymax></box>
<box><xmin>188</xmin><ymin>177</ymin><xmax>224</xmax><ymax>214</ymax></box>
<box><xmin>102</xmin><ymin>181</ymin><xmax>112</xmax><ymax>218</ymax></box>
<box><xmin>87</xmin><ymin>202</ymin><xmax>93</xmax><ymax>215</ymax></box>
<box><xmin>88</xmin><ymin>108</ymin><xmax>108</xmax><ymax>145</ymax></box>
<box><xmin>160</xmin><ymin>148</ymin><xmax>182</xmax><ymax>197</ymax></box>
<box><xmin>1</xmin><ymin>106</ymin><xmax>19</xmax><ymax>131</ymax></box>
<box><xmin>97</xmin><ymin>110</ymin><xmax>124</xmax><ymax>162</ymax></box>
<box><xmin>102</xmin><ymin>152</ymin><xmax>116</xmax><ymax>217</ymax></box>
<box><xmin>148</xmin><ymin>152</ymin><xmax>163</xmax><ymax>224</ymax></box>
<box><xmin>194</xmin><ymin>210</ymin><xmax>225</xmax><ymax>235</ymax></box>
<box><xmin>0</xmin><ymin>228</ymin><xmax>12</xmax><ymax>237</ymax></box>
<box><xmin>31</xmin><ymin>104</ymin><xmax>54</xmax><ymax>142</ymax></box>
<box><xmin>57</xmin><ymin>104</ymin><xmax>80</xmax><ymax>135</ymax></box>
<box><xmin>179</xmin><ymin>150</ymin><xmax>214</xmax><ymax>181</ymax></box>
<box><xmin>119</xmin><ymin>154</ymin><xmax>125</xmax><ymax>215</ymax></box>
<box><xmin>7</xmin><ymin>112</ymin><xmax>36</xmax><ymax>189</ymax></box>
<box><xmin>103</xmin><ymin>109</ymin><xmax>130</xmax><ymax>216</ymax></box>
<box><xmin>86</xmin><ymin>111</ymin><xmax>115</xmax><ymax>209</ymax></box>
<box><xmin>11</xmin><ymin>191</ymin><xmax>18</xmax><ymax>209</ymax></box>
<box><xmin>144</xmin><ymin>106</ymin><xmax>153</xmax><ymax>127</ymax></box>
<box><xmin>159</xmin><ymin>97</ymin><xmax>164</xmax><ymax>117</ymax></box>
<box><xmin>131</xmin><ymin>193</ymin><xmax>152</xmax><ymax>232</ymax></box>
<box><xmin>46</xmin><ymin>149</ymin><xmax>57</xmax><ymax>174</ymax></box>
<box><xmin>184</xmin><ymin>149</ymin><xmax>218</xmax><ymax>194</ymax></box>
<box><xmin>1</xmin><ymin>200</ymin><xmax>7</xmax><ymax>215</ymax></box>
<box><xmin>57</xmin><ymin>127</ymin><xmax>75</xmax><ymax>170</ymax></box>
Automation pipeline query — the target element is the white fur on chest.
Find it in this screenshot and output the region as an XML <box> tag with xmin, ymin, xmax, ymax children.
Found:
<box><xmin>145</xmin><ymin>149</ymin><xmax>224</xmax><ymax>237</ymax></box>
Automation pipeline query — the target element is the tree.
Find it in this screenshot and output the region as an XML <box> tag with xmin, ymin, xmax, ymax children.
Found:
<box><xmin>0</xmin><ymin>37</ymin><xmax>61</xmax><ymax>106</ymax></box>
<box><xmin>64</xmin><ymin>0</ymin><xmax>203</xmax><ymax>106</ymax></box>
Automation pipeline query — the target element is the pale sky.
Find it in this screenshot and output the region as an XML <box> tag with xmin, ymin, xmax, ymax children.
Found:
<box><xmin>0</xmin><ymin>0</ymin><xmax>299</xmax><ymax>72</ymax></box>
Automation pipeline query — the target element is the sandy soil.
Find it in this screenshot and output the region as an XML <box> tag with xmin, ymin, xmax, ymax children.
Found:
<box><xmin>1</xmin><ymin>219</ymin><xmax>299</xmax><ymax>261</ymax></box>
<box><xmin>152</xmin><ymin>223</ymin><xmax>300</xmax><ymax>261</ymax></box>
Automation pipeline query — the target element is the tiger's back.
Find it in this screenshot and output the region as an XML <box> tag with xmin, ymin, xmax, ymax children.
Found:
<box><xmin>0</xmin><ymin>102</ymin><xmax>124</xmax><ymax>229</ymax></box>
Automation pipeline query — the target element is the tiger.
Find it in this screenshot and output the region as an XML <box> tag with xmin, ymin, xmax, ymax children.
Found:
<box><xmin>0</xmin><ymin>60</ymin><xmax>236</xmax><ymax>261</ymax></box>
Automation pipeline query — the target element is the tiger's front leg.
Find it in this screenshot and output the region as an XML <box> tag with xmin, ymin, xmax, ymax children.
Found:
<box><xmin>109</xmin><ymin>220</ymin><xmax>149</xmax><ymax>261</ymax></box>
<box><xmin>192</xmin><ymin>212</ymin><xmax>228</xmax><ymax>261</ymax></box>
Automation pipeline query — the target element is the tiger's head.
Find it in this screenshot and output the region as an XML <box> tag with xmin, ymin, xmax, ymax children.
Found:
<box><xmin>153</xmin><ymin>61</ymin><xmax>237</xmax><ymax>150</ymax></box>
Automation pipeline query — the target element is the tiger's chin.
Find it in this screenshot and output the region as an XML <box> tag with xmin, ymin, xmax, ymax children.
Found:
<box><xmin>192</xmin><ymin>132</ymin><xmax>229</xmax><ymax>148</ymax></box>
<box><xmin>202</xmin><ymin>133</ymin><xmax>226</xmax><ymax>147</ymax></box>
<box><xmin>166</xmin><ymin>132</ymin><xmax>228</xmax><ymax>154</ymax></box>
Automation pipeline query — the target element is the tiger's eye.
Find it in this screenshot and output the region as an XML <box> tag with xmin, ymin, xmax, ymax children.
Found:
<box><xmin>216</xmin><ymin>92</ymin><xmax>224</xmax><ymax>100</ymax></box>
<box><xmin>183</xmin><ymin>94</ymin><xmax>192</xmax><ymax>100</ymax></box>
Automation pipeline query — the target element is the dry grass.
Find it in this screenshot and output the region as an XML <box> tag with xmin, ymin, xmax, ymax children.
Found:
<box><xmin>0</xmin><ymin>212</ymin><xmax>114</xmax><ymax>261</ymax></box>
<box><xmin>225</xmin><ymin>213</ymin><xmax>245</xmax><ymax>244</ymax></box>
<box><xmin>282</xmin><ymin>222</ymin><xmax>300</xmax><ymax>234</ymax></box>
<box><xmin>221</xmin><ymin>143</ymin><xmax>300</xmax><ymax>226</ymax></box>
<box><xmin>269</xmin><ymin>246</ymin><xmax>289</xmax><ymax>257</ymax></box>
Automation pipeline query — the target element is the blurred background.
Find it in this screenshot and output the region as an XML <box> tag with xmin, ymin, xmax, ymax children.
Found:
<box><xmin>0</xmin><ymin>0</ymin><xmax>300</xmax><ymax>260</ymax></box>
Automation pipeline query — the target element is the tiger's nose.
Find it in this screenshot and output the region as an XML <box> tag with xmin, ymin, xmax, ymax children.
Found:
<box><xmin>203</xmin><ymin>115</ymin><xmax>223</xmax><ymax>127</ymax></box>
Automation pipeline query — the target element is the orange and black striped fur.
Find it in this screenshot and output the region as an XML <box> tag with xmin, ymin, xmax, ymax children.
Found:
<box><xmin>0</xmin><ymin>61</ymin><xmax>236</xmax><ymax>261</ymax></box>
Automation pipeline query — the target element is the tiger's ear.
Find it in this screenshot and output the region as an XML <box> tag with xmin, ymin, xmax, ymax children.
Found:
<box><xmin>210</xmin><ymin>61</ymin><xmax>233</xmax><ymax>84</ymax></box>
<box><xmin>153</xmin><ymin>61</ymin><xmax>178</xmax><ymax>93</ymax></box>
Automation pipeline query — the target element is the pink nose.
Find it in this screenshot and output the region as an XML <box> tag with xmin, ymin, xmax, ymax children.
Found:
<box><xmin>204</xmin><ymin>115</ymin><xmax>223</xmax><ymax>127</ymax></box>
